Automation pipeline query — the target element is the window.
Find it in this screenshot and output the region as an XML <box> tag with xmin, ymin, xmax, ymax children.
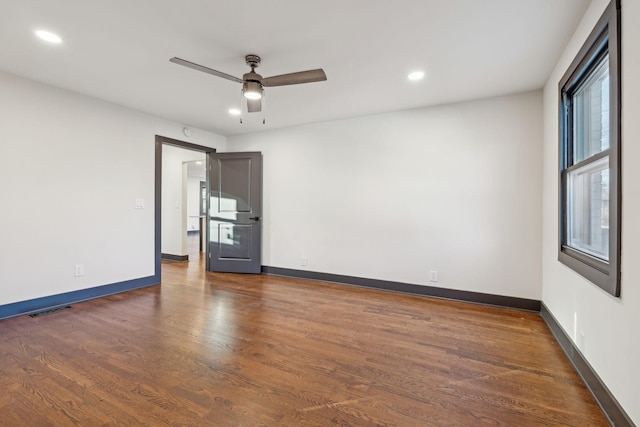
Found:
<box><xmin>559</xmin><ymin>0</ymin><xmax>621</xmax><ymax>296</ymax></box>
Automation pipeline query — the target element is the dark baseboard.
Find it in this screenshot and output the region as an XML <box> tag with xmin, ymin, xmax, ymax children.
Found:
<box><xmin>261</xmin><ymin>266</ymin><xmax>541</xmax><ymax>312</ymax></box>
<box><xmin>0</xmin><ymin>276</ymin><xmax>159</xmax><ymax>320</ymax></box>
<box><xmin>264</xmin><ymin>266</ymin><xmax>632</xmax><ymax>425</ymax></box>
<box><xmin>161</xmin><ymin>253</ymin><xmax>189</xmax><ymax>262</ymax></box>
<box><xmin>1</xmin><ymin>262</ymin><xmax>631</xmax><ymax>425</ymax></box>
<box><xmin>541</xmin><ymin>303</ymin><xmax>634</xmax><ymax>427</ymax></box>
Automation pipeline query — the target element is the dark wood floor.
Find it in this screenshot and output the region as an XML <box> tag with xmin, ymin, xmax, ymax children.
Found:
<box><xmin>0</xmin><ymin>253</ymin><xmax>609</xmax><ymax>426</ymax></box>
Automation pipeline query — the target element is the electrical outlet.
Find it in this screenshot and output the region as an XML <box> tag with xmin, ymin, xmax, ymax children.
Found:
<box><xmin>74</xmin><ymin>264</ymin><xmax>84</xmax><ymax>277</ymax></box>
<box><xmin>301</xmin><ymin>257</ymin><xmax>308</xmax><ymax>266</ymax></box>
<box><xmin>135</xmin><ymin>198</ymin><xmax>145</xmax><ymax>209</ymax></box>
<box><xmin>430</xmin><ymin>270</ymin><xmax>438</xmax><ymax>282</ymax></box>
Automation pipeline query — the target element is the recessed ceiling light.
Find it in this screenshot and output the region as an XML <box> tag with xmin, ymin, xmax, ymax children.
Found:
<box><xmin>407</xmin><ymin>71</ymin><xmax>425</xmax><ymax>81</ymax></box>
<box><xmin>35</xmin><ymin>30</ymin><xmax>62</xmax><ymax>44</ymax></box>
<box><xmin>229</xmin><ymin>108</ymin><xmax>241</xmax><ymax>116</ymax></box>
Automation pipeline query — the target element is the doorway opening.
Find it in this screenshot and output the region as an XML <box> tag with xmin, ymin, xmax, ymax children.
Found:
<box><xmin>155</xmin><ymin>135</ymin><xmax>215</xmax><ymax>278</ymax></box>
<box><xmin>185</xmin><ymin>159</ymin><xmax>207</xmax><ymax>262</ymax></box>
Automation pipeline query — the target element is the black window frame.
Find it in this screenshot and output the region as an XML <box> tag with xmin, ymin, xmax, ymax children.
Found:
<box><xmin>558</xmin><ymin>0</ymin><xmax>621</xmax><ymax>297</ymax></box>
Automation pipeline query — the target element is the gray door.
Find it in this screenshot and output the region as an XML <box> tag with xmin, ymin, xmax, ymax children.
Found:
<box><xmin>207</xmin><ymin>152</ymin><xmax>262</xmax><ymax>273</ymax></box>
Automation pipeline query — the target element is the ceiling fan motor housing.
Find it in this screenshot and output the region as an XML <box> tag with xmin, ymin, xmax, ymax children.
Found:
<box><xmin>243</xmin><ymin>81</ymin><xmax>263</xmax><ymax>100</ymax></box>
<box><xmin>245</xmin><ymin>54</ymin><xmax>261</xmax><ymax>69</ymax></box>
<box><xmin>242</xmin><ymin>56</ymin><xmax>264</xmax><ymax>100</ymax></box>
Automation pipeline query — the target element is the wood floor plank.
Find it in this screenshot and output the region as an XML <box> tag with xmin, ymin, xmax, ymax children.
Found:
<box><xmin>0</xmin><ymin>255</ymin><xmax>609</xmax><ymax>426</ymax></box>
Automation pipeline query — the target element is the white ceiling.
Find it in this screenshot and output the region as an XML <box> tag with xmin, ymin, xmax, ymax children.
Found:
<box><xmin>0</xmin><ymin>0</ymin><xmax>590</xmax><ymax>137</ymax></box>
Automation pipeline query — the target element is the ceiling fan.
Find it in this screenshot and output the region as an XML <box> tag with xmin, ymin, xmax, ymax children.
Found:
<box><xmin>169</xmin><ymin>54</ymin><xmax>327</xmax><ymax>113</ymax></box>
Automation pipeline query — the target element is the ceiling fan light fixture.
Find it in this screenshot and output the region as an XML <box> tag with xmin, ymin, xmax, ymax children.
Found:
<box><xmin>243</xmin><ymin>81</ymin><xmax>263</xmax><ymax>100</ymax></box>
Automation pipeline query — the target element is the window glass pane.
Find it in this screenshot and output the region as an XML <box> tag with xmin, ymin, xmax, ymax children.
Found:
<box><xmin>572</xmin><ymin>55</ymin><xmax>610</xmax><ymax>163</ymax></box>
<box><xmin>567</xmin><ymin>156</ymin><xmax>609</xmax><ymax>260</ymax></box>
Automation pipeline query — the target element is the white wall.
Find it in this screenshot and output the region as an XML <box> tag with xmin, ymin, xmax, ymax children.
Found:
<box><xmin>161</xmin><ymin>148</ymin><xmax>205</xmax><ymax>256</ymax></box>
<box><xmin>0</xmin><ymin>71</ymin><xmax>225</xmax><ymax>305</ymax></box>
<box><xmin>187</xmin><ymin>172</ymin><xmax>204</xmax><ymax>231</ymax></box>
<box><xmin>228</xmin><ymin>91</ymin><xmax>543</xmax><ymax>299</ymax></box>
<box><xmin>542</xmin><ymin>0</ymin><xmax>640</xmax><ymax>423</ymax></box>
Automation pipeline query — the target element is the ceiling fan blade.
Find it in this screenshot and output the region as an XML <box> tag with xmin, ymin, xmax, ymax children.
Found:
<box><xmin>261</xmin><ymin>69</ymin><xmax>327</xmax><ymax>87</ymax></box>
<box><xmin>169</xmin><ymin>57</ymin><xmax>243</xmax><ymax>84</ymax></box>
<box><xmin>247</xmin><ymin>98</ymin><xmax>262</xmax><ymax>113</ymax></box>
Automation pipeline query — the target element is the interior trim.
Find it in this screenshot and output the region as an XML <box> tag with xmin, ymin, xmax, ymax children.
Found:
<box><xmin>155</xmin><ymin>135</ymin><xmax>216</xmax><ymax>279</ymax></box>
<box><xmin>0</xmin><ymin>276</ymin><xmax>158</xmax><ymax>320</ymax></box>
<box><xmin>262</xmin><ymin>266</ymin><xmax>541</xmax><ymax>312</ymax></box>
<box><xmin>161</xmin><ymin>253</ymin><xmax>189</xmax><ymax>262</ymax></box>
<box><xmin>540</xmin><ymin>303</ymin><xmax>634</xmax><ymax>427</ymax></box>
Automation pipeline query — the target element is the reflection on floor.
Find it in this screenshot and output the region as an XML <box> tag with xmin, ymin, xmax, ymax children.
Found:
<box><xmin>0</xmin><ymin>240</ymin><xmax>610</xmax><ymax>425</ymax></box>
<box><xmin>187</xmin><ymin>231</ymin><xmax>204</xmax><ymax>263</ymax></box>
